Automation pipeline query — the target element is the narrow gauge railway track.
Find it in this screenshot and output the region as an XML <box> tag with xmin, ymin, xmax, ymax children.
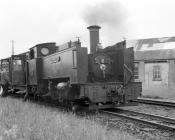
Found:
<box><xmin>132</xmin><ymin>98</ymin><xmax>175</xmax><ymax>107</ymax></box>
<box><xmin>101</xmin><ymin>108</ymin><xmax>175</xmax><ymax>131</ymax></box>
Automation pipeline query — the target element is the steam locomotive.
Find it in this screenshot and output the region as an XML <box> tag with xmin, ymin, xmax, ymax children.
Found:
<box><xmin>0</xmin><ymin>25</ymin><xmax>141</xmax><ymax>110</ymax></box>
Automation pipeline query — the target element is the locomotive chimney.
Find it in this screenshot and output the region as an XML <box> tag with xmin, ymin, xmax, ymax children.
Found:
<box><xmin>87</xmin><ymin>25</ymin><xmax>101</xmax><ymax>54</ymax></box>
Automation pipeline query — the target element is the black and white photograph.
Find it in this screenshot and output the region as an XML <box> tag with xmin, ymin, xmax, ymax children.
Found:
<box><xmin>0</xmin><ymin>0</ymin><xmax>175</xmax><ymax>139</ymax></box>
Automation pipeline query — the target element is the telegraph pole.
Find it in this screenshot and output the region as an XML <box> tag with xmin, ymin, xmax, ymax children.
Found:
<box><xmin>12</xmin><ymin>40</ymin><xmax>14</xmax><ymax>55</ymax></box>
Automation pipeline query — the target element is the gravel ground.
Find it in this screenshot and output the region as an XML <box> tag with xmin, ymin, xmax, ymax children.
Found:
<box><xmin>91</xmin><ymin>112</ymin><xmax>175</xmax><ymax>140</ymax></box>
<box><xmin>84</xmin><ymin>98</ymin><xmax>175</xmax><ymax>140</ymax></box>
<box><xmin>100</xmin><ymin>99</ymin><xmax>175</xmax><ymax>140</ymax></box>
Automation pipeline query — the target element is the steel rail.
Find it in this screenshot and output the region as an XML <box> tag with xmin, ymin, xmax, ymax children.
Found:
<box><xmin>102</xmin><ymin>109</ymin><xmax>175</xmax><ymax>131</ymax></box>
<box><xmin>132</xmin><ymin>99</ymin><xmax>175</xmax><ymax>107</ymax></box>
<box><xmin>116</xmin><ymin>108</ymin><xmax>175</xmax><ymax>124</ymax></box>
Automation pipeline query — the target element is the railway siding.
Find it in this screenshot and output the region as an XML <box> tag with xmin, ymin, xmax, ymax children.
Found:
<box><xmin>102</xmin><ymin>108</ymin><xmax>175</xmax><ymax>131</ymax></box>
<box><xmin>132</xmin><ymin>97</ymin><xmax>175</xmax><ymax>107</ymax></box>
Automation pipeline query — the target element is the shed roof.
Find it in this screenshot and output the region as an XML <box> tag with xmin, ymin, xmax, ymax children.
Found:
<box><xmin>135</xmin><ymin>49</ymin><xmax>175</xmax><ymax>61</ymax></box>
<box><xmin>126</xmin><ymin>37</ymin><xmax>175</xmax><ymax>51</ymax></box>
<box><xmin>126</xmin><ymin>37</ymin><xmax>175</xmax><ymax>60</ymax></box>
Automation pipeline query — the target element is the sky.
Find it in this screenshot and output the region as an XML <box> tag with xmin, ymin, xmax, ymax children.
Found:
<box><xmin>0</xmin><ymin>0</ymin><xmax>175</xmax><ymax>58</ymax></box>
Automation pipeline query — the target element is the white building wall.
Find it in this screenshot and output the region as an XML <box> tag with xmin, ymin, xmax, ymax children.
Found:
<box><xmin>136</xmin><ymin>61</ymin><xmax>175</xmax><ymax>99</ymax></box>
<box><xmin>144</xmin><ymin>62</ymin><xmax>169</xmax><ymax>88</ymax></box>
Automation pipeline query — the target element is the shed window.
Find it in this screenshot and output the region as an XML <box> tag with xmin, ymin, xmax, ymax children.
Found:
<box><xmin>153</xmin><ymin>65</ymin><xmax>161</xmax><ymax>81</ymax></box>
<box><xmin>134</xmin><ymin>63</ymin><xmax>139</xmax><ymax>79</ymax></box>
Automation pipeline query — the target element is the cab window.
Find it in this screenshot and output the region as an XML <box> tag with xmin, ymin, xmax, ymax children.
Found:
<box><xmin>13</xmin><ymin>60</ymin><xmax>22</xmax><ymax>71</ymax></box>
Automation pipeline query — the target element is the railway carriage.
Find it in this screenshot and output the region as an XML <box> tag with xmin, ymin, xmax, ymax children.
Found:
<box><xmin>0</xmin><ymin>25</ymin><xmax>142</xmax><ymax>110</ymax></box>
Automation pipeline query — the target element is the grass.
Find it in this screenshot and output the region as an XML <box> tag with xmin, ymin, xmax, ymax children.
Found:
<box><xmin>0</xmin><ymin>97</ymin><xmax>139</xmax><ymax>140</ymax></box>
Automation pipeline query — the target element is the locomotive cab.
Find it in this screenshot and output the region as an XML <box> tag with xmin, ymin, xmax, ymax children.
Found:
<box><xmin>0</xmin><ymin>58</ymin><xmax>10</xmax><ymax>96</ymax></box>
<box><xmin>11</xmin><ymin>55</ymin><xmax>26</xmax><ymax>85</ymax></box>
<box><xmin>0</xmin><ymin>58</ymin><xmax>10</xmax><ymax>85</ymax></box>
<box><xmin>29</xmin><ymin>42</ymin><xmax>57</xmax><ymax>59</ymax></box>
